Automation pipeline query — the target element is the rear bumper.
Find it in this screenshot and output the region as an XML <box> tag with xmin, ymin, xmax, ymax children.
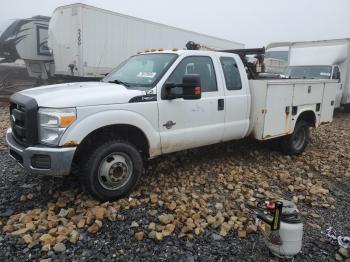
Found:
<box><xmin>5</xmin><ymin>128</ymin><xmax>76</xmax><ymax>176</ymax></box>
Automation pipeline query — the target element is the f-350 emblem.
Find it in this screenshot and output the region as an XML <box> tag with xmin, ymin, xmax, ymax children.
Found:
<box><xmin>163</xmin><ymin>121</ymin><xmax>176</xmax><ymax>129</ymax></box>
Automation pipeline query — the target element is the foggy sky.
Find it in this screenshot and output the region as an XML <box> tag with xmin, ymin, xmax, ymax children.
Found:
<box><xmin>0</xmin><ymin>0</ymin><xmax>349</xmax><ymax>47</ymax></box>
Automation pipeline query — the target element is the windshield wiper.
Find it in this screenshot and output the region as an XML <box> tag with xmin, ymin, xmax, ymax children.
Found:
<box><xmin>108</xmin><ymin>79</ymin><xmax>130</xmax><ymax>87</ymax></box>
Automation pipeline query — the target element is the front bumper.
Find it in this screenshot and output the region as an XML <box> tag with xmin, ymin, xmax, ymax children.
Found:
<box><xmin>5</xmin><ymin>128</ymin><xmax>76</xmax><ymax>176</ymax></box>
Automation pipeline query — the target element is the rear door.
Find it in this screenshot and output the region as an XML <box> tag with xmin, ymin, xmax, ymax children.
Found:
<box><xmin>218</xmin><ymin>55</ymin><xmax>250</xmax><ymax>141</ymax></box>
<box><xmin>157</xmin><ymin>54</ymin><xmax>225</xmax><ymax>154</ymax></box>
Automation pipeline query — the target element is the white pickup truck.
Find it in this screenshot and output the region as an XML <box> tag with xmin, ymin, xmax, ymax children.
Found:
<box><xmin>6</xmin><ymin>50</ymin><xmax>339</xmax><ymax>200</ymax></box>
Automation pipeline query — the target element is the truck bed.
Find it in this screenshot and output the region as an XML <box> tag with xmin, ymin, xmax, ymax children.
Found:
<box><xmin>249</xmin><ymin>79</ymin><xmax>339</xmax><ymax>140</ymax></box>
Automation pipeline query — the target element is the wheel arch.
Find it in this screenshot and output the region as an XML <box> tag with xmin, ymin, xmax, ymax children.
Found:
<box><xmin>60</xmin><ymin>110</ymin><xmax>161</xmax><ymax>158</ymax></box>
<box><xmin>295</xmin><ymin>110</ymin><xmax>317</xmax><ymax>128</ymax></box>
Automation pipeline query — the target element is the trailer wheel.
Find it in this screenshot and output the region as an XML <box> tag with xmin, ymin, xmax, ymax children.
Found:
<box><xmin>281</xmin><ymin>120</ymin><xmax>309</xmax><ymax>155</ymax></box>
<box><xmin>344</xmin><ymin>104</ymin><xmax>350</xmax><ymax>113</ymax></box>
<box><xmin>81</xmin><ymin>140</ymin><xmax>143</xmax><ymax>201</ymax></box>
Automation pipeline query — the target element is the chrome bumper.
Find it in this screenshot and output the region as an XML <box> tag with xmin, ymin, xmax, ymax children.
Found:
<box><xmin>5</xmin><ymin>128</ymin><xmax>76</xmax><ymax>176</ymax></box>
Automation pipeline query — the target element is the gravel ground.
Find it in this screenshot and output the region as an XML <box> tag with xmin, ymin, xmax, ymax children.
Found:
<box><xmin>0</xmin><ymin>104</ymin><xmax>349</xmax><ymax>262</ymax></box>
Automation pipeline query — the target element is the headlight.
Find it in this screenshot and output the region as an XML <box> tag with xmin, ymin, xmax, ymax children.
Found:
<box><xmin>38</xmin><ymin>107</ymin><xmax>76</xmax><ymax>146</ymax></box>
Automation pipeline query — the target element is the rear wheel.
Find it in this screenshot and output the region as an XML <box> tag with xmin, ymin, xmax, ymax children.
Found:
<box><xmin>81</xmin><ymin>140</ymin><xmax>143</xmax><ymax>201</ymax></box>
<box><xmin>281</xmin><ymin>120</ymin><xmax>309</xmax><ymax>155</ymax></box>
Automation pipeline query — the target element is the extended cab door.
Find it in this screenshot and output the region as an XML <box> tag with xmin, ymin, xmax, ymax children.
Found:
<box><xmin>218</xmin><ymin>54</ymin><xmax>250</xmax><ymax>141</ymax></box>
<box><xmin>157</xmin><ymin>54</ymin><xmax>225</xmax><ymax>154</ymax></box>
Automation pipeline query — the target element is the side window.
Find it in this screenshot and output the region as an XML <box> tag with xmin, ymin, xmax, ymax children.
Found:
<box><xmin>332</xmin><ymin>66</ymin><xmax>340</xmax><ymax>81</ymax></box>
<box><xmin>167</xmin><ymin>56</ymin><xmax>218</xmax><ymax>92</ymax></box>
<box><xmin>220</xmin><ymin>57</ymin><xmax>242</xmax><ymax>90</ymax></box>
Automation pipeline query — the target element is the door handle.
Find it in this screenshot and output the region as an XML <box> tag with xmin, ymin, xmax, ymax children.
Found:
<box><xmin>218</xmin><ymin>99</ymin><xmax>224</xmax><ymax>111</ymax></box>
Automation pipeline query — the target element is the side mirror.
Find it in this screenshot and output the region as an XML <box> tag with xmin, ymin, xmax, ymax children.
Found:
<box><xmin>182</xmin><ymin>74</ymin><xmax>201</xmax><ymax>100</ymax></box>
<box><xmin>164</xmin><ymin>74</ymin><xmax>201</xmax><ymax>100</ymax></box>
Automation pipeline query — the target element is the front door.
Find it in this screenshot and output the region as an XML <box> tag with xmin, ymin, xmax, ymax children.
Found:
<box><xmin>157</xmin><ymin>55</ymin><xmax>225</xmax><ymax>154</ymax></box>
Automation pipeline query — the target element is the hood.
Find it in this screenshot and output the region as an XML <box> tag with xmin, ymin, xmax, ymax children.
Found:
<box><xmin>19</xmin><ymin>82</ymin><xmax>146</xmax><ymax>107</ymax></box>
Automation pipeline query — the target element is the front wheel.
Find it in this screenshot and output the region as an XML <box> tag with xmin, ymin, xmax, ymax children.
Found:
<box><xmin>281</xmin><ymin>120</ymin><xmax>310</xmax><ymax>155</ymax></box>
<box><xmin>81</xmin><ymin>140</ymin><xmax>143</xmax><ymax>201</ymax></box>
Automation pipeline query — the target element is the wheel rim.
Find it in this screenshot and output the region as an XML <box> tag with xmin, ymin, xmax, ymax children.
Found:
<box><xmin>98</xmin><ymin>152</ymin><xmax>133</xmax><ymax>190</ymax></box>
<box><xmin>292</xmin><ymin>127</ymin><xmax>306</xmax><ymax>151</ymax></box>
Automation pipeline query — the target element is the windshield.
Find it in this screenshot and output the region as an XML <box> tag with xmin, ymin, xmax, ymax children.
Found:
<box><xmin>285</xmin><ymin>66</ymin><xmax>332</xmax><ymax>79</ymax></box>
<box><xmin>265</xmin><ymin>51</ymin><xmax>289</xmax><ymax>61</ymax></box>
<box><xmin>103</xmin><ymin>53</ymin><xmax>178</xmax><ymax>88</ymax></box>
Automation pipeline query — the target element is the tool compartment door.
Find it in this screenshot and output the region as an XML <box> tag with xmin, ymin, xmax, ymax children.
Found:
<box><xmin>293</xmin><ymin>82</ymin><xmax>323</xmax><ymax>105</ymax></box>
<box><xmin>320</xmin><ymin>82</ymin><xmax>338</xmax><ymax>123</ymax></box>
<box><xmin>263</xmin><ymin>83</ymin><xmax>293</xmax><ymax>138</ymax></box>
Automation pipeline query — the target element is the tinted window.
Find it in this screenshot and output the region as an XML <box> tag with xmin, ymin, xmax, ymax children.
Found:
<box><xmin>167</xmin><ymin>56</ymin><xmax>217</xmax><ymax>92</ymax></box>
<box><xmin>220</xmin><ymin>57</ymin><xmax>242</xmax><ymax>90</ymax></box>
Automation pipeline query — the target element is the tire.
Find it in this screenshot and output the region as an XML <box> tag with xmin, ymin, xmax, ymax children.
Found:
<box><xmin>81</xmin><ymin>140</ymin><xmax>143</xmax><ymax>201</ymax></box>
<box><xmin>281</xmin><ymin>120</ymin><xmax>309</xmax><ymax>155</ymax></box>
<box><xmin>344</xmin><ymin>104</ymin><xmax>350</xmax><ymax>113</ymax></box>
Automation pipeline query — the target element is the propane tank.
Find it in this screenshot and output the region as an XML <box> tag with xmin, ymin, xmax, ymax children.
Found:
<box><xmin>257</xmin><ymin>199</ymin><xmax>303</xmax><ymax>257</ymax></box>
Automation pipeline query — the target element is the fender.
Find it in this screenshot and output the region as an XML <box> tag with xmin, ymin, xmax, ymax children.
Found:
<box><xmin>59</xmin><ymin>109</ymin><xmax>161</xmax><ymax>157</ymax></box>
<box><xmin>292</xmin><ymin>106</ymin><xmax>318</xmax><ymax>130</ymax></box>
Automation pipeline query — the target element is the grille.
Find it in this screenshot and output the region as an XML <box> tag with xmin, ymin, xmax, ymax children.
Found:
<box><xmin>9</xmin><ymin>93</ymin><xmax>38</xmax><ymax>146</ymax></box>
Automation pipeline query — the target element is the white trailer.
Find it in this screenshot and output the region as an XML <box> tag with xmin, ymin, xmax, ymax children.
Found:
<box><xmin>48</xmin><ymin>3</ymin><xmax>244</xmax><ymax>78</ymax></box>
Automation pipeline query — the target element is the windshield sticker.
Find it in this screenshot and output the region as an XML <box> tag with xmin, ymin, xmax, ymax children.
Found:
<box><xmin>137</xmin><ymin>72</ymin><xmax>157</xmax><ymax>78</ymax></box>
<box><xmin>320</xmin><ymin>72</ymin><xmax>331</xmax><ymax>76</ymax></box>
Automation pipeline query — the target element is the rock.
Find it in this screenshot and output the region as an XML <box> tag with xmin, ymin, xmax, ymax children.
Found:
<box><xmin>211</xmin><ymin>233</ymin><xmax>223</xmax><ymax>241</ymax></box>
<box><xmin>88</xmin><ymin>221</ymin><xmax>102</xmax><ymax>233</ymax></box>
<box><xmin>246</xmin><ymin>224</ymin><xmax>258</xmax><ymax>234</ymax></box>
<box><xmin>215</xmin><ymin>203</ymin><xmax>224</xmax><ymax>210</ymax></box>
<box><xmin>147</xmin><ymin>210</ymin><xmax>158</xmax><ymax>216</ymax></box>
<box><xmin>10</xmin><ymin>228</ymin><xmax>29</xmax><ymax>236</ymax></box>
<box><xmin>309</xmin><ymin>213</ymin><xmax>320</xmax><ymax>219</ymax></box>
<box><xmin>131</xmin><ymin>221</ymin><xmax>139</xmax><ymax>228</ymax></box>
<box><xmin>167</xmin><ymin>201</ymin><xmax>177</xmax><ymax>211</ymax></box>
<box><xmin>26</xmin><ymin>193</ymin><xmax>34</xmax><ymax>200</ymax></box>
<box><xmin>158</xmin><ymin>214</ymin><xmax>174</xmax><ymax>224</ymax></box>
<box><xmin>206</xmin><ymin>215</ymin><xmax>216</xmax><ymax>224</ymax></box>
<box><xmin>163</xmin><ymin>224</ymin><xmax>176</xmax><ymax>236</ymax></box>
<box><xmin>20</xmin><ymin>195</ymin><xmax>27</xmax><ymax>201</ymax></box>
<box><xmin>238</xmin><ymin>230</ymin><xmax>247</xmax><ymax>238</ymax></box>
<box><xmin>56</xmin><ymin>235</ymin><xmax>67</xmax><ymax>243</ymax></box>
<box><xmin>40</xmin><ymin>259</ymin><xmax>52</xmax><ymax>262</ymax></box>
<box><xmin>3</xmin><ymin>224</ymin><xmax>14</xmax><ymax>233</ymax></box>
<box><xmin>150</xmin><ymin>194</ymin><xmax>158</xmax><ymax>204</ymax></box>
<box><xmin>41</xmin><ymin>244</ymin><xmax>51</xmax><ymax>251</ymax></box>
<box><xmin>22</xmin><ymin>234</ymin><xmax>33</xmax><ymax>244</ymax></box>
<box><xmin>95</xmin><ymin>207</ymin><xmax>106</xmax><ymax>220</ymax></box>
<box><xmin>134</xmin><ymin>231</ymin><xmax>144</xmax><ymax>241</ymax></box>
<box><xmin>69</xmin><ymin>230</ymin><xmax>79</xmax><ymax>244</ymax></box>
<box><xmin>53</xmin><ymin>242</ymin><xmax>66</xmax><ymax>252</ymax></box>
<box><xmin>58</xmin><ymin>209</ymin><xmax>69</xmax><ymax>218</ymax></box>
<box><xmin>307</xmin><ymin>223</ymin><xmax>321</xmax><ymax>229</ymax></box>
<box><xmin>155</xmin><ymin>232</ymin><xmax>163</xmax><ymax>241</ymax></box>
<box><xmin>335</xmin><ymin>253</ymin><xmax>344</xmax><ymax>261</ymax></box>
<box><xmin>148</xmin><ymin>222</ymin><xmax>156</xmax><ymax>230</ymax></box>
<box><xmin>26</xmin><ymin>222</ymin><xmax>35</xmax><ymax>231</ymax></box>
<box><xmin>77</xmin><ymin>218</ymin><xmax>86</xmax><ymax>228</ymax></box>
<box><xmin>148</xmin><ymin>230</ymin><xmax>157</xmax><ymax>239</ymax></box>
<box><xmin>339</xmin><ymin>247</ymin><xmax>349</xmax><ymax>258</ymax></box>
<box><xmin>39</xmin><ymin>234</ymin><xmax>56</xmax><ymax>246</ymax></box>
<box><xmin>219</xmin><ymin>223</ymin><xmax>231</xmax><ymax>236</ymax></box>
